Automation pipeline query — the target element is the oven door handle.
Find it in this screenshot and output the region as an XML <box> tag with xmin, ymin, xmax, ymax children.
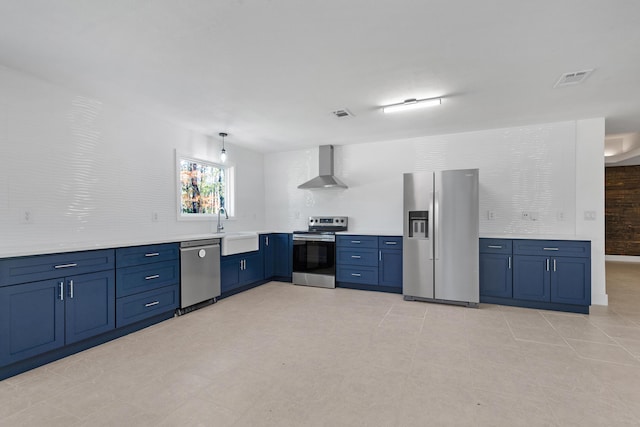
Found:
<box><xmin>293</xmin><ymin>235</ymin><xmax>335</xmax><ymax>242</ymax></box>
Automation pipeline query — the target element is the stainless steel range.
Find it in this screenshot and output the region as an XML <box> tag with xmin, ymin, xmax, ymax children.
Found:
<box><xmin>292</xmin><ymin>216</ymin><xmax>348</xmax><ymax>289</ymax></box>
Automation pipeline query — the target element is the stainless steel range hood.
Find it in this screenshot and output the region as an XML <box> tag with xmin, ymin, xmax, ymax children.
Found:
<box><xmin>298</xmin><ymin>145</ymin><xmax>348</xmax><ymax>189</ymax></box>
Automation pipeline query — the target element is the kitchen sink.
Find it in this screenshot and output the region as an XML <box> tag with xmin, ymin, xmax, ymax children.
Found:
<box><xmin>220</xmin><ymin>232</ymin><xmax>259</xmax><ymax>256</ymax></box>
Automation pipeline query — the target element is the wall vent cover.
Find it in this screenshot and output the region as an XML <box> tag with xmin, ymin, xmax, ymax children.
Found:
<box><xmin>554</xmin><ymin>69</ymin><xmax>594</xmax><ymax>87</ymax></box>
<box><xmin>332</xmin><ymin>108</ymin><xmax>354</xmax><ymax>118</ymax></box>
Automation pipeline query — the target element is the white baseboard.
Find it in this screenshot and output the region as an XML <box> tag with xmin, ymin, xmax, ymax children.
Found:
<box><xmin>605</xmin><ymin>255</ymin><xmax>640</xmax><ymax>263</ymax></box>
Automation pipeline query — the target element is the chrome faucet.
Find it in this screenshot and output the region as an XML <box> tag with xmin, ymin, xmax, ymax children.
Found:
<box><xmin>216</xmin><ymin>207</ymin><xmax>229</xmax><ymax>233</ymax></box>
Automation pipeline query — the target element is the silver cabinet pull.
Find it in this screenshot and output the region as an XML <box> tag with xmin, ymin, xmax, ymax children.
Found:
<box><xmin>546</xmin><ymin>259</ymin><xmax>550</xmax><ymax>271</ymax></box>
<box><xmin>351</xmin><ymin>273</ymin><xmax>361</xmax><ymax>277</ymax></box>
<box><xmin>59</xmin><ymin>282</ymin><xmax>64</xmax><ymax>301</ymax></box>
<box><xmin>488</xmin><ymin>245</ymin><xmax>502</xmax><ymax>249</ymax></box>
<box><xmin>351</xmin><ymin>255</ymin><xmax>361</xmax><ymax>259</ymax></box>
<box><xmin>351</xmin><ymin>240</ymin><xmax>361</xmax><ymax>244</ymax></box>
<box><xmin>54</xmin><ymin>263</ymin><xmax>77</xmax><ymax>269</ymax></box>
<box><xmin>145</xmin><ymin>252</ymin><xmax>160</xmax><ymax>257</ymax></box>
<box><xmin>508</xmin><ymin>256</ymin><xmax>511</xmax><ymax>269</ymax></box>
<box><xmin>266</xmin><ymin>236</ymin><xmax>269</xmax><ymax>246</ymax></box>
<box><xmin>553</xmin><ymin>259</ymin><xmax>557</xmax><ymax>272</ymax></box>
<box><xmin>145</xmin><ymin>301</ymin><xmax>160</xmax><ymax>307</ymax></box>
<box><xmin>69</xmin><ymin>280</ymin><xmax>74</xmax><ymax>299</ymax></box>
<box><xmin>379</xmin><ymin>251</ymin><xmax>382</xmax><ymax>261</ymax></box>
<box><xmin>384</xmin><ymin>241</ymin><xmax>397</xmax><ymax>245</ymax></box>
<box><xmin>145</xmin><ymin>274</ymin><xmax>160</xmax><ymax>280</ymax></box>
<box><xmin>543</xmin><ymin>247</ymin><xmax>559</xmax><ymax>251</ymax></box>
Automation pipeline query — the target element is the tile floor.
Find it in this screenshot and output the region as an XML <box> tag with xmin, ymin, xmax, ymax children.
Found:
<box><xmin>1</xmin><ymin>262</ymin><xmax>640</xmax><ymax>426</ymax></box>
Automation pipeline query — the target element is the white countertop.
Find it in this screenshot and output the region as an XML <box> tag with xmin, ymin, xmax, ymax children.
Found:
<box><xmin>480</xmin><ymin>234</ymin><xmax>592</xmax><ymax>241</ymax></box>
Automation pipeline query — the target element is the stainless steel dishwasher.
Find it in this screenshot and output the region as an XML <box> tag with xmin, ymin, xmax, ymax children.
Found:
<box><xmin>178</xmin><ymin>238</ymin><xmax>221</xmax><ymax>315</ymax></box>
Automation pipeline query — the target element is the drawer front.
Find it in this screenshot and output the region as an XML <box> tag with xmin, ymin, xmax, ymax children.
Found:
<box><xmin>115</xmin><ymin>243</ymin><xmax>179</xmax><ymax>268</ymax></box>
<box><xmin>337</xmin><ymin>248</ymin><xmax>378</xmax><ymax>267</ymax></box>
<box><xmin>336</xmin><ymin>235</ymin><xmax>378</xmax><ymax>249</ymax></box>
<box><xmin>116</xmin><ymin>285</ymin><xmax>179</xmax><ymax>328</ymax></box>
<box><xmin>513</xmin><ymin>240</ymin><xmax>590</xmax><ymax>257</ymax></box>
<box><xmin>479</xmin><ymin>239</ymin><xmax>513</xmax><ymax>254</ymax></box>
<box><xmin>116</xmin><ymin>260</ymin><xmax>179</xmax><ymax>298</ymax></box>
<box><xmin>337</xmin><ymin>265</ymin><xmax>378</xmax><ymax>285</ymax></box>
<box><xmin>0</xmin><ymin>249</ymin><xmax>115</xmax><ymax>287</ymax></box>
<box><xmin>378</xmin><ymin>236</ymin><xmax>403</xmax><ymax>250</ymax></box>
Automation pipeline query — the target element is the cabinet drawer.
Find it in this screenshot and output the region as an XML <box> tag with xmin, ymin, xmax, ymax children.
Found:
<box><xmin>337</xmin><ymin>248</ymin><xmax>378</xmax><ymax>266</ymax></box>
<box><xmin>337</xmin><ymin>265</ymin><xmax>378</xmax><ymax>285</ymax></box>
<box><xmin>378</xmin><ymin>236</ymin><xmax>402</xmax><ymax>250</ymax></box>
<box><xmin>116</xmin><ymin>285</ymin><xmax>179</xmax><ymax>328</ymax></box>
<box><xmin>116</xmin><ymin>260</ymin><xmax>179</xmax><ymax>298</ymax></box>
<box><xmin>480</xmin><ymin>239</ymin><xmax>513</xmax><ymax>254</ymax></box>
<box><xmin>0</xmin><ymin>249</ymin><xmax>115</xmax><ymax>287</ymax></box>
<box><xmin>513</xmin><ymin>240</ymin><xmax>590</xmax><ymax>257</ymax></box>
<box><xmin>336</xmin><ymin>235</ymin><xmax>378</xmax><ymax>249</ymax></box>
<box><xmin>115</xmin><ymin>243</ymin><xmax>179</xmax><ymax>268</ymax></box>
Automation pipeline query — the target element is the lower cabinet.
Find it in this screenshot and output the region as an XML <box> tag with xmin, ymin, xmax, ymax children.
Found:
<box><xmin>480</xmin><ymin>238</ymin><xmax>591</xmax><ymax>313</ymax></box>
<box><xmin>262</xmin><ymin>233</ymin><xmax>292</xmax><ymax>280</ymax></box>
<box><xmin>336</xmin><ymin>235</ymin><xmax>402</xmax><ymax>292</ymax></box>
<box><xmin>221</xmin><ymin>251</ymin><xmax>264</xmax><ymax>294</ymax></box>
<box><xmin>0</xmin><ymin>270</ymin><xmax>115</xmax><ymax>366</ymax></box>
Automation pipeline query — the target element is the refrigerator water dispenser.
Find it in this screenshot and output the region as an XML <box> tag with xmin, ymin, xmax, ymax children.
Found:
<box><xmin>408</xmin><ymin>211</ymin><xmax>428</xmax><ymax>238</ymax></box>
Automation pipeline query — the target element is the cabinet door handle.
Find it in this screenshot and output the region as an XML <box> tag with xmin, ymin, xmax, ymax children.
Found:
<box><xmin>546</xmin><ymin>259</ymin><xmax>550</xmax><ymax>271</ymax></box>
<box><xmin>68</xmin><ymin>280</ymin><xmax>74</xmax><ymax>299</ymax></box>
<box><xmin>351</xmin><ymin>255</ymin><xmax>361</xmax><ymax>259</ymax></box>
<box><xmin>385</xmin><ymin>241</ymin><xmax>397</xmax><ymax>245</ymax></box>
<box><xmin>54</xmin><ymin>263</ymin><xmax>77</xmax><ymax>269</ymax></box>
<box><xmin>59</xmin><ymin>282</ymin><xmax>64</xmax><ymax>301</ymax></box>
<box><xmin>145</xmin><ymin>301</ymin><xmax>160</xmax><ymax>307</ymax></box>
<box><xmin>488</xmin><ymin>245</ymin><xmax>502</xmax><ymax>249</ymax></box>
<box><xmin>145</xmin><ymin>252</ymin><xmax>160</xmax><ymax>257</ymax></box>
<box><xmin>553</xmin><ymin>259</ymin><xmax>557</xmax><ymax>272</ymax></box>
<box><xmin>266</xmin><ymin>236</ymin><xmax>269</xmax><ymax>246</ymax></box>
<box><xmin>379</xmin><ymin>250</ymin><xmax>382</xmax><ymax>262</ymax></box>
<box><xmin>351</xmin><ymin>273</ymin><xmax>361</xmax><ymax>277</ymax></box>
<box><xmin>508</xmin><ymin>256</ymin><xmax>511</xmax><ymax>269</ymax></box>
<box><xmin>543</xmin><ymin>247</ymin><xmax>559</xmax><ymax>251</ymax></box>
<box><xmin>351</xmin><ymin>240</ymin><xmax>361</xmax><ymax>244</ymax></box>
<box><xmin>145</xmin><ymin>274</ymin><xmax>160</xmax><ymax>280</ymax></box>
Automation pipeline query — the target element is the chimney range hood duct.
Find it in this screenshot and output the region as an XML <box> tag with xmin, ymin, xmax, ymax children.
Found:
<box><xmin>298</xmin><ymin>145</ymin><xmax>348</xmax><ymax>189</ymax></box>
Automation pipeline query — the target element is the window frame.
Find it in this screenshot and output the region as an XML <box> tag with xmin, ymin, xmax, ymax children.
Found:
<box><xmin>176</xmin><ymin>152</ymin><xmax>234</xmax><ymax>221</ymax></box>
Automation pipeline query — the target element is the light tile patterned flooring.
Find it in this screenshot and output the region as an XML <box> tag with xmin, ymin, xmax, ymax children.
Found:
<box><xmin>1</xmin><ymin>261</ymin><xmax>640</xmax><ymax>426</ymax></box>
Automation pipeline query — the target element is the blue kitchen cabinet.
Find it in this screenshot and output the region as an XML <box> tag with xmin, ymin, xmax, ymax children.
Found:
<box><xmin>336</xmin><ymin>235</ymin><xmax>402</xmax><ymax>292</ymax></box>
<box><xmin>513</xmin><ymin>255</ymin><xmax>550</xmax><ymax>302</ymax></box>
<box><xmin>479</xmin><ymin>253</ymin><xmax>513</xmax><ymax>298</ymax></box>
<box><xmin>273</xmin><ymin>233</ymin><xmax>292</xmax><ymax>278</ymax></box>
<box><xmin>551</xmin><ymin>256</ymin><xmax>590</xmax><ymax>305</ymax></box>
<box><xmin>378</xmin><ymin>236</ymin><xmax>402</xmax><ymax>288</ymax></box>
<box><xmin>262</xmin><ymin>235</ymin><xmax>275</xmax><ymax>279</ymax></box>
<box><xmin>221</xmin><ymin>251</ymin><xmax>264</xmax><ymax>294</ymax></box>
<box><xmin>0</xmin><ymin>279</ymin><xmax>65</xmax><ymax>366</ymax></box>
<box><xmin>0</xmin><ymin>269</ymin><xmax>115</xmax><ymax>366</ymax></box>
<box><xmin>114</xmin><ymin>243</ymin><xmax>179</xmax><ymax>328</ymax></box>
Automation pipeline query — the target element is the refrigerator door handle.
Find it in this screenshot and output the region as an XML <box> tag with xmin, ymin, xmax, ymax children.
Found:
<box><xmin>433</xmin><ymin>191</ymin><xmax>439</xmax><ymax>260</ymax></box>
<box><xmin>428</xmin><ymin>191</ymin><xmax>434</xmax><ymax>260</ymax></box>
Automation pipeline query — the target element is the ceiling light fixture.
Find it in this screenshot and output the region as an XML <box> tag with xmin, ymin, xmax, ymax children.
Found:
<box><xmin>382</xmin><ymin>97</ymin><xmax>442</xmax><ymax>114</ymax></box>
<box><xmin>219</xmin><ymin>132</ymin><xmax>228</xmax><ymax>163</ymax></box>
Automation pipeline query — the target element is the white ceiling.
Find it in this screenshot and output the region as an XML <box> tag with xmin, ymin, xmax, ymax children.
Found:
<box><xmin>1</xmin><ymin>1</ymin><xmax>640</xmax><ymax>153</ymax></box>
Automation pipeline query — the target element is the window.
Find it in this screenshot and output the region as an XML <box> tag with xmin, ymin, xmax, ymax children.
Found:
<box><xmin>177</xmin><ymin>154</ymin><xmax>233</xmax><ymax>219</ymax></box>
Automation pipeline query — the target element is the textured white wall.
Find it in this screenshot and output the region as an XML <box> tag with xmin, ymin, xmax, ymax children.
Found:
<box><xmin>0</xmin><ymin>66</ymin><xmax>265</xmax><ymax>256</ymax></box>
<box><xmin>264</xmin><ymin>119</ymin><xmax>606</xmax><ymax>305</ymax></box>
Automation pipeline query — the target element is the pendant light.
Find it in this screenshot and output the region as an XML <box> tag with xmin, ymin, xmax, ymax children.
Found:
<box><xmin>219</xmin><ymin>132</ymin><xmax>228</xmax><ymax>163</ymax></box>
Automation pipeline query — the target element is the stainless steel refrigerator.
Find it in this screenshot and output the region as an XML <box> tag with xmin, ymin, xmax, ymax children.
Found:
<box><xmin>403</xmin><ymin>169</ymin><xmax>479</xmax><ymax>306</ymax></box>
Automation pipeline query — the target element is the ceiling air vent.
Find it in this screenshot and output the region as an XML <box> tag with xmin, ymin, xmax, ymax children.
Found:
<box><xmin>332</xmin><ymin>108</ymin><xmax>354</xmax><ymax>118</ymax></box>
<box><xmin>554</xmin><ymin>69</ymin><xmax>594</xmax><ymax>87</ymax></box>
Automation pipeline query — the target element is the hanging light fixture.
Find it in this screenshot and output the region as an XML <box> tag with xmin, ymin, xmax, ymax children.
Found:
<box><xmin>382</xmin><ymin>97</ymin><xmax>442</xmax><ymax>114</ymax></box>
<box><xmin>219</xmin><ymin>132</ymin><xmax>228</xmax><ymax>163</ymax></box>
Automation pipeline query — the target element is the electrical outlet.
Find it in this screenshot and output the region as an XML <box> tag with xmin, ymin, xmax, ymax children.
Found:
<box><xmin>529</xmin><ymin>211</ymin><xmax>539</xmax><ymax>221</ymax></box>
<box><xmin>557</xmin><ymin>211</ymin><xmax>565</xmax><ymax>221</ymax></box>
<box><xmin>151</xmin><ymin>212</ymin><xmax>159</xmax><ymax>222</ymax></box>
<box><xmin>22</xmin><ymin>210</ymin><xmax>33</xmax><ymax>224</ymax></box>
<box><xmin>584</xmin><ymin>210</ymin><xmax>596</xmax><ymax>221</ymax></box>
<box><xmin>487</xmin><ymin>210</ymin><xmax>496</xmax><ymax>220</ymax></box>
<box><xmin>521</xmin><ymin>211</ymin><xmax>530</xmax><ymax>220</ymax></box>
<box><xmin>294</xmin><ymin>211</ymin><xmax>300</xmax><ymax>219</ymax></box>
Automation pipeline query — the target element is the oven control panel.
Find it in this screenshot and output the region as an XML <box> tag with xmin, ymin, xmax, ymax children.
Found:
<box><xmin>308</xmin><ymin>216</ymin><xmax>348</xmax><ymax>231</ymax></box>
